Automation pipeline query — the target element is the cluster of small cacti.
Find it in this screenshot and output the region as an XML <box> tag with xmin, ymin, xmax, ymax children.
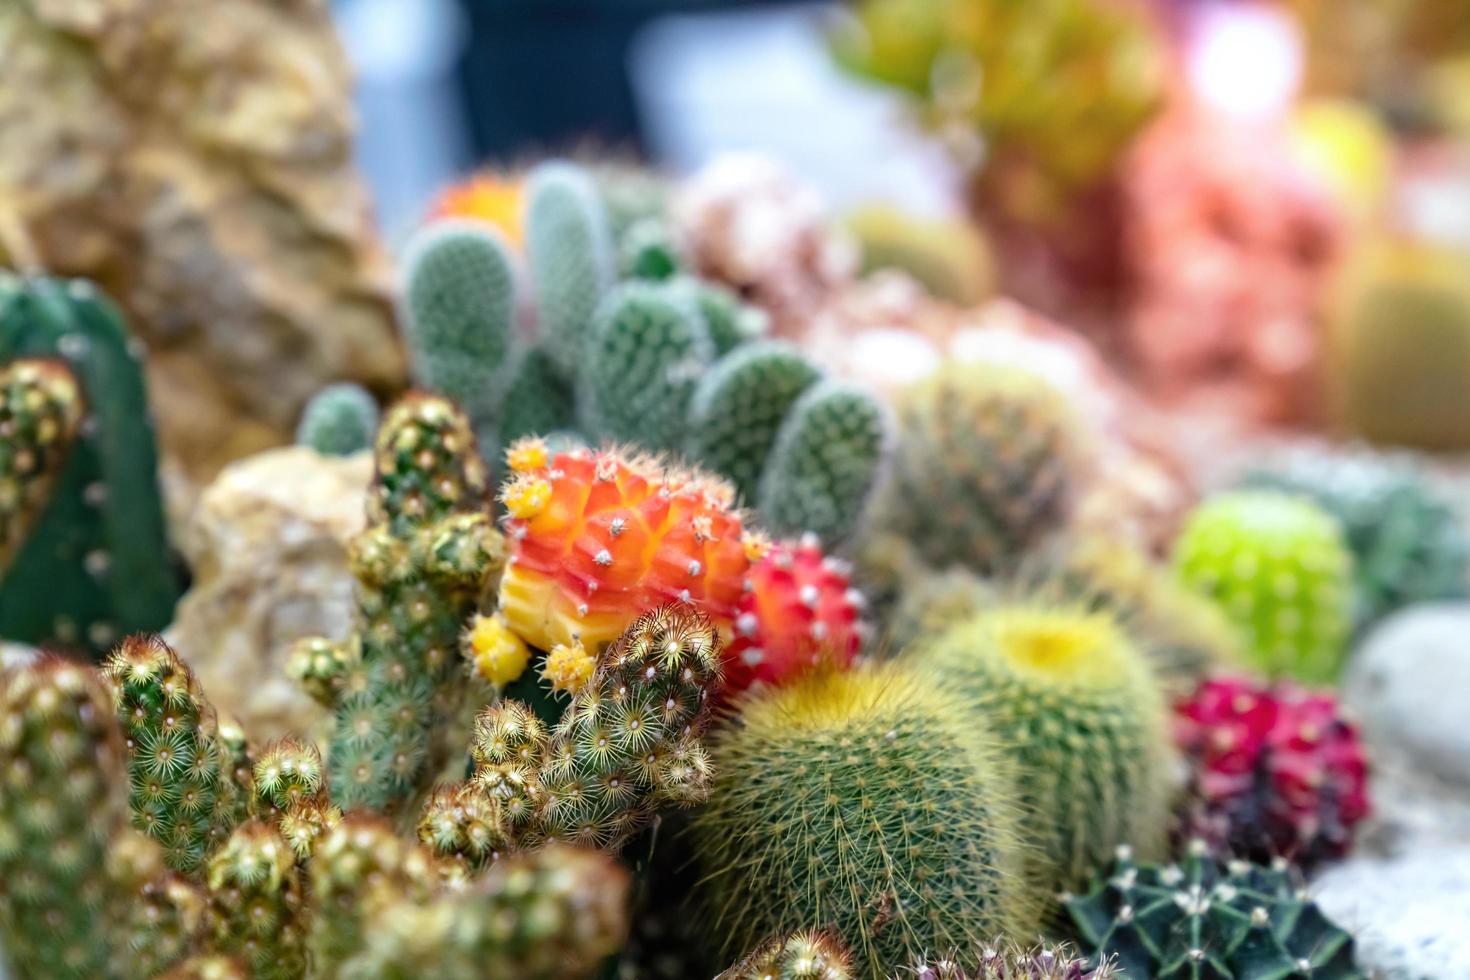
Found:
<box><xmin>0</xmin><ymin>272</ymin><xmax>179</xmax><ymax>656</ymax></box>
<box><xmin>394</xmin><ymin>159</ymin><xmax>892</xmax><ymax>549</ymax></box>
<box><xmin>1173</xmin><ymin>676</ymin><xmax>1370</xmax><ymax>868</ymax></box>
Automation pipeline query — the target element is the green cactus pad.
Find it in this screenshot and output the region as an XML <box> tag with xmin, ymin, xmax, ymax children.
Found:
<box><xmin>296</xmin><ymin>382</ymin><xmax>379</xmax><ymax>456</ymax></box>
<box><xmin>0</xmin><ymin>273</ymin><xmax>180</xmax><ymax>657</ymax></box>
<box><xmin>913</xmin><ymin>603</ymin><xmax>1175</xmax><ymax>892</ymax></box>
<box><xmin>526</xmin><ymin>161</ymin><xmax>616</xmax><ymax>375</ymax></box>
<box><xmin>686</xmin><ymin>340</ymin><xmax>822</xmax><ymax>504</ymax></box>
<box><xmin>671</xmin><ymin>277</ymin><xmax>769</xmax><ymax>355</ymax></box>
<box><xmin>693</xmin><ymin>663</ymin><xmax>1040</xmax><ymax>980</ymax></box>
<box><xmin>1067</xmin><ymin>842</ymin><xmax>1364</xmax><ymax>980</ymax></box>
<box><xmin>583</xmin><ymin>280</ymin><xmax>714</xmax><ymax>452</ymax></box>
<box><xmin>496</xmin><ymin>344</ymin><xmax>578</xmax><ymax>446</ymax></box>
<box><xmin>757</xmin><ymin>379</ymin><xmax>893</xmax><ymax>548</ymax></box>
<box><xmin>1173</xmin><ymin>491</ymin><xmax>1354</xmax><ymax>685</ymax></box>
<box><xmin>400</xmin><ymin>220</ymin><xmax>519</xmax><ymax>424</ymax></box>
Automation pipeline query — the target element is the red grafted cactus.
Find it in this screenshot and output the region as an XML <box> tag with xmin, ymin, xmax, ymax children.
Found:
<box><xmin>1173</xmin><ymin>675</ymin><xmax>1370</xmax><ymax>867</ymax></box>
<box><xmin>497</xmin><ymin>440</ymin><xmax>755</xmax><ymax>651</ymax></box>
<box><xmin>724</xmin><ymin>533</ymin><xmax>866</xmax><ymax>694</ymax></box>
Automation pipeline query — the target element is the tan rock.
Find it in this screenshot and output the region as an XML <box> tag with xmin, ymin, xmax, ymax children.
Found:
<box><xmin>166</xmin><ymin>446</ymin><xmax>371</xmax><ymax>741</ymax></box>
<box><xmin>0</xmin><ymin>0</ymin><xmax>404</xmax><ymax>486</ymax></box>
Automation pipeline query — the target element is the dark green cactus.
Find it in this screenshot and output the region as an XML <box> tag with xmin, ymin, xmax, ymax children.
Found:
<box><xmin>686</xmin><ymin>340</ymin><xmax>823</xmax><ymax>504</ymax></box>
<box><xmin>583</xmin><ymin>280</ymin><xmax>714</xmax><ymax>451</ymax></box>
<box><xmin>295</xmin><ymin>383</ymin><xmax>379</xmax><ymax>457</ymax></box>
<box><xmin>0</xmin><ymin>357</ymin><xmax>82</xmax><ymax>573</ymax></box>
<box><xmin>526</xmin><ymin>161</ymin><xmax>616</xmax><ymax>375</ymax></box>
<box><xmin>758</xmin><ymin>379</ymin><xmax>894</xmax><ymax>549</ymax></box>
<box><xmin>1066</xmin><ymin>842</ymin><xmax>1364</xmax><ymax>980</ymax></box>
<box><xmin>341</xmin><ymin>842</ymin><xmax>630</xmax><ymax>980</ymax></box>
<box><xmin>621</xmin><ymin>218</ymin><xmax>681</xmax><ymax>280</ymax></box>
<box><xmin>304</xmin><ymin>394</ymin><xmax>504</xmax><ymax>815</ymax></box>
<box><xmin>1240</xmin><ymin>448</ymin><xmax>1470</xmax><ymax>634</ymax></box>
<box><xmin>0</xmin><ymin>656</ymin><xmax>129</xmax><ymax>978</ymax></box>
<box><xmin>401</xmin><ymin>221</ymin><xmax>519</xmax><ymax>428</ymax></box>
<box><xmin>103</xmin><ymin>635</ymin><xmax>248</xmax><ymax>874</ymax></box>
<box><xmin>0</xmin><ymin>272</ymin><xmax>180</xmax><ymax>656</ymax></box>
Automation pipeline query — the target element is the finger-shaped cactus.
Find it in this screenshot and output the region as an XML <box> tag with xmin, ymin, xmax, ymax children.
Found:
<box><xmin>686</xmin><ymin>340</ymin><xmax>822</xmax><ymax>504</ymax></box>
<box><xmin>693</xmin><ymin>664</ymin><xmax>1040</xmax><ymax>980</ymax></box>
<box><xmin>718</xmin><ymin>929</ymin><xmax>855</xmax><ymax>980</ymax></box>
<box><xmin>107</xmin><ymin>829</ymin><xmax>207</xmax><ymax>980</ymax></box>
<box><xmin>0</xmin><ymin>273</ymin><xmax>179</xmax><ymax>655</ymax></box>
<box><xmin>204</xmin><ymin>820</ymin><xmax>310</xmax><ymax>980</ymax></box>
<box><xmin>103</xmin><ymin>635</ymin><xmax>247</xmax><ymax>873</ymax></box>
<box><xmin>912</xmin><ymin>604</ymin><xmax>1175</xmax><ymax>893</ymax></box>
<box><xmin>882</xmin><ymin>362</ymin><xmax>1079</xmax><ymax>574</ymax></box>
<box><xmin>583</xmin><ymin>280</ymin><xmax>714</xmax><ymax>451</ymax></box>
<box><xmin>295</xmin><ymin>383</ymin><xmax>379</xmax><ymax>457</ymax></box>
<box><xmin>758</xmin><ymin>379</ymin><xmax>893</xmax><ymax>548</ymax></box>
<box><xmin>400</xmin><ymin>221</ymin><xmax>520</xmax><ymax>428</ymax></box>
<box><xmin>0</xmin><ymin>358</ymin><xmax>81</xmax><ymax>573</ymax></box>
<box><xmin>526</xmin><ymin>161</ymin><xmax>616</xmax><ymax>375</ymax></box>
<box><xmin>496</xmin><ymin>441</ymin><xmax>754</xmax><ymax>652</ymax></box>
<box><xmin>0</xmin><ymin>657</ymin><xmax>128</xmax><ymax>978</ymax></box>
<box><xmin>1172</xmin><ymin>491</ymin><xmax>1354</xmax><ymax>685</ymax></box>
<box><xmin>342</xmin><ymin>842</ymin><xmax>630</xmax><ymax>980</ymax></box>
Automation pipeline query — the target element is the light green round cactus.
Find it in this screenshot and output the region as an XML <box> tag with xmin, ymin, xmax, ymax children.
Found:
<box><xmin>296</xmin><ymin>382</ymin><xmax>379</xmax><ymax>456</ymax></box>
<box><xmin>583</xmin><ymin>280</ymin><xmax>714</xmax><ymax>452</ymax></box>
<box><xmin>686</xmin><ymin>340</ymin><xmax>823</xmax><ymax>504</ymax></box>
<box><xmin>0</xmin><ymin>658</ymin><xmax>128</xmax><ymax>978</ymax></box>
<box><xmin>911</xmin><ymin>603</ymin><xmax>1175</xmax><ymax>893</ymax></box>
<box><xmin>497</xmin><ymin>344</ymin><xmax>578</xmax><ymax>445</ymax></box>
<box><xmin>692</xmin><ymin>663</ymin><xmax>1040</xmax><ymax>980</ymax></box>
<box><xmin>882</xmin><ymin>363</ymin><xmax>1079</xmax><ymax>574</ymax></box>
<box><xmin>400</xmin><ymin>220</ymin><xmax>519</xmax><ymax>423</ymax></box>
<box><xmin>526</xmin><ymin>161</ymin><xmax>616</xmax><ymax>375</ymax></box>
<box><xmin>757</xmin><ymin>379</ymin><xmax>893</xmax><ymax>548</ymax></box>
<box><xmin>1172</xmin><ymin>490</ymin><xmax>1355</xmax><ymax>685</ymax></box>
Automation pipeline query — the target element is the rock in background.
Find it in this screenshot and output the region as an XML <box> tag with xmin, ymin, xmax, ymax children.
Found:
<box><xmin>166</xmin><ymin>446</ymin><xmax>371</xmax><ymax>741</ymax></box>
<box><xmin>0</xmin><ymin>0</ymin><xmax>405</xmax><ymax>489</ymax></box>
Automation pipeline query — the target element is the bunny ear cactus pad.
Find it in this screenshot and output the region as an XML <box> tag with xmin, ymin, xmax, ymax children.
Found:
<box><xmin>1172</xmin><ymin>491</ymin><xmax>1354</xmax><ymax>686</ymax></box>
<box><xmin>0</xmin><ymin>273</ymin><xmax>179</xmax><ymax>656</ymax></box>
<box><xmin>758</xmin><ymin>379</ymin><xmax>894</xmax><ymax>549</ymax></box>
<box><xmin>296</xmin><ymin>382</ymin><xmax>379</xmax><ymax>457</ymax></box>
<box><xmin>583</xmin><ymin>280</ymin><xmax>714</xmax><ymax>451</ymax></box>
<box><xmin>686</xmin><ymin>340</ymin><xmax>823</xmax><ymax>503</ymax></box>
<box><xmin>693</xmin><ymin>663</ymin><xmax>1040</xmax><ymax>980</ymax></box>
<box><xmin>1066</xmin><ymin>843</ymin><xmax>1364</xmax><ymax>980</ymax></box>
<box><xmin>0</xmin><ymin>358</ymin><xmax>83</xmax><ymax>572</ymax></box>
<box><xmin>913</xmin><ymin>603</ymin><xmax>1175</xmax><ymax>893</ymax></box>
<box><xmin>400</xmin><ymin>220</ymin><xmax>520</xmax><ymax>426</ymax></box>
<box><xmin>526</xmin><ymin>161</ymin><xmax>616</xmax><ymax>375</ymax></box>
<box><xmin>498</xmin><ymin>344</ymin><xmax>578</xmax><ymax>445</ymax></box>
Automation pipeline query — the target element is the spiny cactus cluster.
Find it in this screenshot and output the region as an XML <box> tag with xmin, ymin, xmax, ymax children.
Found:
<box><xmin>914</xmin><ymin>603</ymin><xmax>1175</xmax><ymax>892</ymax></box>
<box><xmin>1173</xmin><ymin>676</ymin><xmax>1370</xmax><ymax>868</ymax></box>
<box><xmin>1240</xmin><ymin>448</ymin><xmax>1470</xmax><ymax>634</ymax></box>
<box><xmin>718</xmin><ymin>929</ymin><xmax>855</xmax><ymax>979</ymax></box>
<box><xmin>1173</xmin><ymin>491</ymin><xmax>1355</xmax><ymax>685</ymax></box>
<box><xmin>399</xmin><ymin>159</ymin><xmax>891</xmax><ymax>548</ymax></box>
<box><xmin>1066</xmin><ymin>842</ymin><xmax>1364</xmax><ymax>979</ymax></box>
<box><xmin>901</xmin><ymin>943</ymin><xmax>1116</xmax><ymax>979</ymax></box>
<box><xmin>0</xmin><ymin>272</ymin><xmax>179</xmax><ymax>656</ymax></box>
<box><xmin>694</xmin><ymin>664</ymin><xmax>1041</xmax><ymax>979</ymax></box>
<box><xmin>289</xmin><ymin>394</ymin><xmax>504</xmax><ymax>814</ymax></box>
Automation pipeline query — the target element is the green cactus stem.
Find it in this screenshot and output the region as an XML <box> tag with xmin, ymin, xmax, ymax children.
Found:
<box><xmin>295</xmin><ymin>383</ymin><xmax>379</xmax><ymax>457</ymax></box>
<box><xmin>203</xmin><ymin>820</ymin><xmax>310</xmax><ymax>980</ymax></box>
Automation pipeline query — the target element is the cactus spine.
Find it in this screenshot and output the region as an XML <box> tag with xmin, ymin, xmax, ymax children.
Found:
<box><xmin>103</xmin><ymin>635</ymin><xmax>247</xmax><ymax>873</ymax></box>
<box><xmin>295</xmin><ymin>383</ymin><xmax>379</xmax><ymax>457</ymax></box>
<box><xmin>1172</xmin><ymin>491</ymin><xmax>1354</xmax><ymax>685</ymax></box>
<box><xmin>693</xmin><ymin>664</ymin><xmax>1039</xmax><ymax>980</ymax></box>
<box><xmin>912</xmin><ymin>604</ymin><xmax>1175</xmax><ymax>892</ymax></box>
<box><xmin>0</xmin><ymin>272</ymin><xmax>180</xmax><ymax>655</ymax></box>
<box><xmin>300</xmin><ymin>395</ymin><xmax>503</xmax><ymax>814</ymax></box>
<box><xmin>758</xmin><ymin>379</ymin><xmax>894</xmax><ymax>548</ymax></box>
<box><xmin>0</xmin><ymin>357</ymin><xmax>82</xmax><ymax>573</ymax></box>
<box><xmin>0</xmin><ymin>657</ymin><xmax>128</xmax><ymax>978</ymax></box>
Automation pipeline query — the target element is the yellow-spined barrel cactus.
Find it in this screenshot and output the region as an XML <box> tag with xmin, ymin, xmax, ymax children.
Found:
<box><xmin>912</xmin><ymin>603</ymin><xmax>1174</xmax><ymax>892</ymax></box>
<box><xmin>881</xmin><ymin>363</ymin><xmax>1080</xmax><ymax>575</ymax></box>
<box><xmin>1330</xmin><ymin>240</ymin><xmax>1470</xmax><ymax>450</ymax></box>
<box><xmin>1172</xmin><ymin>491</ymin><xmax>1355</xmax><ymax>685</ymax></box>
<box><xmin>692</xmin><ymin>664</ymin><xmax>1040</xmax><ymax>979</ymax></box>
